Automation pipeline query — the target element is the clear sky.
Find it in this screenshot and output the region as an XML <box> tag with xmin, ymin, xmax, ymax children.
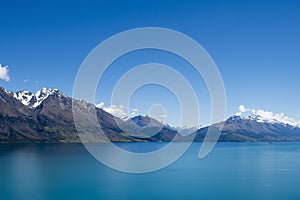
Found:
<box><xmin>0</xmin><ymin>0</ymin><xmax>300</xmax><ymax>126</ymax></box>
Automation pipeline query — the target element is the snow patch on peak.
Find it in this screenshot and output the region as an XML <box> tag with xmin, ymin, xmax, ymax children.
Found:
<box><xmin>13</xmin><ymin>90</ymin><xmax>33</xmax><ymax>106</ymax></box>
<box><xmin>13</xmin><ymin>88</ymin><xmax>63</xmax><ymax>108</ymax></box>
<box><xmin>1</xmin><ymin>87</ymin><xmax>13</xmax><ymax>95</ymax></box>
<box><xmin>235</xmin><ymin>105</ymin><xmax>300</xmax><ymax>127</ymax></box>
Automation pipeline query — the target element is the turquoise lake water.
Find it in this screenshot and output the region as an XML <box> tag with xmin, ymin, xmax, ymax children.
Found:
<box><xmin>1</xmin><ymin>143</ymin><xmax>300</xmax><ymax>200</ymax></box>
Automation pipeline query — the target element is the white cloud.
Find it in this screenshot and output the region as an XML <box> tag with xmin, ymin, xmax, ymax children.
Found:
<box><xmin>24</xmin><ymin>79</ymin><xmax>28</xmax><ymax>83</ymax></box>
<box><xmin>95</xmin><ymin>102</ymin><xmax>105</xmax><ymax>109</ymax></box>
<box><xmin>236</xmin><ymin>105</ymin><xmax>249</xmax><ymax>116</ymax></box>
<box><xmin>236</xmin><ymin>104</ymin><xmax>300</xmax><ymax>126</ymax></box>
<box><xmin>103</xmin><ymin>104</ymin><xmax>128</xmax><ymax>119</ymax></box>
<box><xmin>0</xmin><ymin>64</ymin><xmax>10</xmax><ymax>82</ymax></box>
<box><xmin>96</xmin><ymin>102</ymin><xmax>140</xmax><ymax>119</ymax></box>
<box><xmin>131</xmin><ymin>108</ymin><xmax>139</xmax><ymax>116</ymax></box>
<box><xmin>238</xmin><ymin>105</ymin><xmax>250</xmax><ymax>113</ymax></box>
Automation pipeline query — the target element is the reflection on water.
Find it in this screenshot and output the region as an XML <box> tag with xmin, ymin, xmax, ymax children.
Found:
<box><xmin>1</xmin><ymin>143</ymin><xmax>300</xmax><ymax>200</ymax></box>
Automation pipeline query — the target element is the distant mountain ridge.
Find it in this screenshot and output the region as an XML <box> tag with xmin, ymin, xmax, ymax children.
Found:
<box><xmin>1</xmin><ymin>87</ymin><xmax>300</xmax><ymax>143</ymax></box>
<box><xmin>196</xmin><ymin>116</ymin><xmax>300</xmax><ymax>142</ymax></box>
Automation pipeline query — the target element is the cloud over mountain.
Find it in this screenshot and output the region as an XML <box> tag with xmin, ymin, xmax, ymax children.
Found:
<box><xmin>96</xmin><ymin>102</ymin><xmax>139</xmax><ymax>119</ymax></box>
<box><xmin>236</xmin><ymin>104</ymin><xmax>300</xmax><ymax>127</ymax></box>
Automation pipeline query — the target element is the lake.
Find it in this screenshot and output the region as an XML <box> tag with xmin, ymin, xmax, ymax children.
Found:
<box><xmin>1</xmin><ymin>142</ymin><xmax>300</xmax><ymax>200</ymax></box>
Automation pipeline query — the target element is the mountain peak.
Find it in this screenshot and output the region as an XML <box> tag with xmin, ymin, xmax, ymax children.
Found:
<box><xmin>13</xmin><ymin>88</ymin><xmax>64</xmax><ymax>108</ymax></box>
<box><xmin>129</xmin><ymin>115</ymin><xmax>162</xmax><ymax>127</ymax></box>
<box><xmin>227</xmin><ymin>115</ymin><xmax>242</xmax><ymax>122</ymax></box>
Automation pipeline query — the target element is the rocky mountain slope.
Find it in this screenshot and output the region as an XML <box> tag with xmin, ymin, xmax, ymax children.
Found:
<box><xmin>0</xmin><ymin>87</ymin><xmax>177</xmax><ymax>143</ymax></box>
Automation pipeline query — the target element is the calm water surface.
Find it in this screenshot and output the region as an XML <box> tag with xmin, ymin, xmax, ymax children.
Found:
<box><xmin>1</xmin><ymin>143</ymin><xmax>300</xmax><ymax>200</ymax></box>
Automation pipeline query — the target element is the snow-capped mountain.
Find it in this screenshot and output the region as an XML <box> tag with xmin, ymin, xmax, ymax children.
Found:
<box><xmin>235</xmin><ymin>105</ymin><xmax>300</xmax><ymax>127</ymax></box>
<box><xmin>13</xmin><ymin>88</ymin><xmax>63</xmax><ymax>108</ymax></box>
<box><xmin>242</xmin><ymin>114</ymin><xmax>300</xmax><ymax>128</ymax></box>
<box><xmin>196</xmin><ymin>114</ymin><xmax>300</xmax><ymax>142</ymax></box>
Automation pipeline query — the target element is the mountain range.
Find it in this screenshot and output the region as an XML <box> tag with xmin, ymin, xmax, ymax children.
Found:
<box><xmin>1</xmin><ymin>87</ymin><xmax>300</xmax><ymax>143</ymax></box>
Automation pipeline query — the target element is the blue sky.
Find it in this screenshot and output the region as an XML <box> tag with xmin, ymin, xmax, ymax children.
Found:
<box><xmin>0</xmin><ymin>0</ymin><xmax>300</xmax><ymax>126</ymax></box>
